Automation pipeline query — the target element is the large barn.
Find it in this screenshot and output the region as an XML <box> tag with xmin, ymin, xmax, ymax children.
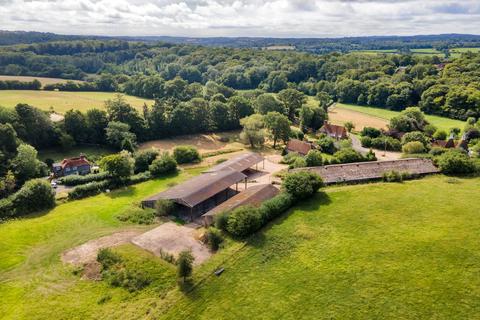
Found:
<box><xmin>203</xmin><ymin>152</ymin><xmax>265</xmax><ymax>174</ymax></box>
<box><xmin>290</xmin><ymin>158</ymin><xmax>439</xmax><ymax>185</ymax></box>
<box><xmin>202</xmin><ymin>184</ymin><xmax>279</xmax><ymax>226</ymax></box>
<box><xmin>141</xmin><ymin>170</ymin><xmax>247</xmax><ymax>220</ymax></box>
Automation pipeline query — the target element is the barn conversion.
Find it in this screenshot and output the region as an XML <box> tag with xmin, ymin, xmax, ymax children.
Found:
<box><xmin>291</xmin><ymin>158</ymin><xmax>439</xmax><ymax>185</ymax></box>
<box><xmin>202</xmin><ymin>184</ymin><xmax>279</xmax><ymax>226</ymax></box>
<box><xmin>203</xmin><ymin>152</ymin><xmax>264</xmax><ymax>173</ymax></box>
<box><xmin>286</xmin><ymin>139</ymin><xmax>314</xmax><ymax>155</ymax></box>
<box><xmin>319</xmin><ymin>121</ymin><xmax>348</xmax><ymax>140</ymax></box>
<box><xmin>141</xmin><ymin>170</ymin><xmax>247</xmax><ymax>219</ymax></box>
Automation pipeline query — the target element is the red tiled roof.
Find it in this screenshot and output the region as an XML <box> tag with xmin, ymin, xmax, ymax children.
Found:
<box><xmin>286</xmin><ymin>139</ymin><xmax>313</xmax><ymax>155</ymax></box>
<box><xmin>319</xmin><ymin>122</ymin><xmax>348</xmax><ymax>139</ymax></box>
<box><xmin>60</xmin><ymin>156</ymin><xmax>90</xmax><ymax>169</ymax></box>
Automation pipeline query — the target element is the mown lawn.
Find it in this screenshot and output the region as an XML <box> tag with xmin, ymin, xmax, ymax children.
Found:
<box><xmin>336</xmin><ymin>103</ymin><xmax>465</xmax><ymax>132</ymax></box>
<box><xmin>0</xmin><ymin>168</ymin><xmax>203</xmax><ymax>320</ymax></box>
<box><xmin>2</xmin><ymin>175</ymin><xmax>480</xmax><ymax>319</ymax></box>
<box><xmin>0</xmin><ymin>90</ymin><xmax>153</xmax><ymax>113</ymax></box>
<box><xmin>159</xmin><ymin>175</ymin><xmax>480</xmax><ymax>319</ymax></box>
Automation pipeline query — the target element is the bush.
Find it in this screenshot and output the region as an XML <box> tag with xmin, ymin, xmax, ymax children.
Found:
<box><xmin>401</xmin><ymin>131</ymin><xmax>430</xmax><ymax>148</ymax></box>
<box><xmin>433</xmin><ymin>130</ymin><xmax>448</xmax><ymax>140</ymax></box>
<box><xmin>214</xmin><ymin>212</ymin><xmax>229</xmax><ymax>231</ymax></box>
<box><xmin>128</xmin><ymin>171</ymin><xmax>151</xmax><ymax>184</ymax></box>
<box><xmin>226</xmin><ymin>206</ymin><xmax>263</xmax><ymax>238</ymax></box>
<box><xmin>305</xmin><ymin>150</ymin><xmax>323</xmax><ymax>167</ymax></box>
<box><xmin>259</xmin><ymin>193</ymin><xmax>293</xmax><ymax>223</ymax></box>
<box><xmin>370</xmin><ymin>136</ymin><xmax>402</xmax><ymax>151</ymax></box>
<box><xmin>100</xmin><ymin>152</ymin><xmax>134</xmax><ymax>182</ymax></box>
<box><xmin>402</xmin><ymin>141</ymin><xmax>426</xmax><ymax>154</ymax></box>
<box><xmin>382</xmin><ymin>170</ymin><xmax>403</xmax><ymax>182</ymax></box>
<box><xmin>360</xmin><ymin>127</ymin><xmax>381</xmax><ymax>138</ymax></box>
<box><xmin>291</xmin><ymin>157</ymin><xmax>307</xmax><ymax>169</ymax></box>
<box><xmin>59</xmin><ymin>172</ymin><xmax>110</xmax><ymax>186</ymax></box>
<box><xmin>155</xmin><ymin>199</ymin><xmax>175</xmax><ymax>216</ymax></box>
<box><xmin>429</xmin><ymin>147</ymin><xmax>447</xmax><ymax>156</ymax></box>
<box><xmin>317</xmin><ymin>135</ymin><xmax>336</xmax><ymax>154</ymax></box>
<box><xmin>149</xmin><ymin>152</ymin><xmax>177</xmax><ymax>176</ymax></box>
<box><xmin>6</xmin><ymin>179</ymin><xmax>56</xmax><ymax>218</ymax></box>
<box><xmin>436</xmin><ymin>150</ymin><xmax>476</xmax><ymax>174</ymax></box>
<box><xmin>333</xmin><ymin>148</ymin><xmax>366</xmax><ymax>164</ymax></box>
<box><xmin>134</xmin><ymin>148</ymin><xmax>159</xmax><ymax>173</ymax></box>
<box><xmin>97</xmin><ymin>248</ymin><xmax>122</xmax><ymax>271</ymax></box>
<box><xmin>116</xmin><ymin>206</ymin><xmax>155</xmax><ymax>224</ymax></box>
<box><xmin>283</xmin><ymin>171</ymin><xmax>323</xmax><ymax>200</ymax></box>
<box><xmin>289</xmin><ymin>128</ymin><xmax>304</xmax><ymax>140</ymax></box>
<box><xmin>173</xmin><ymin>146</ymin><xmax>201</xmax><ymax>164</ymax></box>
<box><xmin>205</xmin><ymin>228</ymin><xmax>223</xmax><ymax>251</ymax></box>
<box><xmin>105</xmin><ymin>266</ymin><xmax>151</xmax><ymax>292</ymax></box>
<box><xmin>68</xmin><ymin>180</ymin><xmax>111</xmax><ymax>200</ymax></box>
<box><xmin>360</xmin><ymin>136</ymin><xmax>372</xmax><ymax>148</ymax></box>
<box><xmin>280</xmin><ymin>152</ymin><xmax>302</xmax><ymax>165</ymax></box>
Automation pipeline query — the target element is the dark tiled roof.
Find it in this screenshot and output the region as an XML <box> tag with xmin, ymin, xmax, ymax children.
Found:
<box><xmin>142</xmin><ymin>170</ymin><xmax>246</xmax><ymax>208</ymax></box>
<box><xmin>286</xmin><ymin>139</ymin><xmax>313</xmax><ymax>155</ymax></box>
<box><xmin>290</xmin><ymin>158</ymin><xmax>439</xmax><ymax>185</ymax></box>
<box><xmin>432</xmin><ymin>139</ymin><xmax>455</xmax><ymax>148</ymax></box>
<box><xmin>203</xmin><ymin>152</ymin><xmax>264</xmax><ymax>173</ymax></box>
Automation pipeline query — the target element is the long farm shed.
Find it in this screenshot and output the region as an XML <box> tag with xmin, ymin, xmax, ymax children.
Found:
<box><xmin>290</xmin><ymin>158</ymin><xmax>439</xmax><ymax>185</ymax></box>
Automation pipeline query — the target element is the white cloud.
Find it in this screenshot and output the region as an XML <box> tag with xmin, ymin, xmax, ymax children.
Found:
<box><xmin>2</xmin><ymin>0</ymin><xmax>480</xmax><ymax>37</ymax></box>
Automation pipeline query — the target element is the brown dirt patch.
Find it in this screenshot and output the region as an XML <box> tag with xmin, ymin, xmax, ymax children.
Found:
<box><xmin>131</xmin><ymin>222</ymin><xmax>211</xmax><ymax>265</ymax></box>
<box><xmin>61</xmin><ymin>230</ymin><xmax>142</xmax><ymax>266</ymax></box>
<box><xmin>328</xmin><ymin>106</ymin><xmax>388</xmax><ymax>130</ymax></box>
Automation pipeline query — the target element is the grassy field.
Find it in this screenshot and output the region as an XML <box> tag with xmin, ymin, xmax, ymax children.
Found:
<box><xmin>38</xmin><ymin>146</ymin><xmax>116</xmax><ymax>162</ymax></box>
<box><xmin>0</xmin><ymin>90</ymin><xmax>153</xmax><ymax>113</ymax></box>
<box><xmin>0</xmin><ymin>75</ymin><xmax>84</xmax><ymax>87</ymax></box>
<box><xmin>2</xmin><ymin>174</ymin><xmax>480</xmax><ymax>319</ymax></box>
<box><xmin>334</xmin><ymin>103</ymin><xmax>465</xmax><ymax>132</ymax></box>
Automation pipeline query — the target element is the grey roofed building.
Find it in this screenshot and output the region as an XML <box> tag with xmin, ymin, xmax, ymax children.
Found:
<box><xmin>141</xmin><ymin>170</ymin><xmax>247</xmax><ymax>216</ymax></box>
<box><xmin>203</xmin><ymin>152</ymin><xmax>265</xmax><ymax>173</ymax></box>
<box><xmin>202</xmin><ymin>184</ymin><xmax>279</xmax><ymax>226</ymax></box>
<box><xmin>290</xmin><ymin>158</ymin><xmax>439</xmax><ymax>185</ymax></box>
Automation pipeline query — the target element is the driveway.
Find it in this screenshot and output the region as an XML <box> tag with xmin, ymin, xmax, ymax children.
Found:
<box><xmin>350</xmin><ymin>134</ymin><xmax>402</xmax><ymax>161</ymax></box>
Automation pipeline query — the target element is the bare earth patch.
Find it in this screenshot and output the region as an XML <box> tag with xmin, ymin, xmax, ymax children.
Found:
<box><xmin>131</xmin><ymin>222</ymin><xmax>211</xmax><ymax>265</ymax></box>
<box><xmin>61</xmin><ymin>230</ymin><xmax>142</xmax><ymax>266</ymax></box>
<box><xmin>328</xmin><ymin>105</ymin><xmax>388</xmax><ymax>130</ymax></box>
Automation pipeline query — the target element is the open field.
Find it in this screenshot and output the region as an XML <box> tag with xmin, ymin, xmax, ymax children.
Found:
<box><xmin>0</xmin><ymin>90</ymin><xmax>153</xmax><ymax>113</ymax></box>
<box><xmin>2</xmin><ymin>173</ymin><xmax>480</xmax><ymax>319</ymax></box>
<box><xmin>331</xmin><ymin>103</ymin><xmax>465</xmax><ymax>132</ymax></box>
<box><xmin>0</xmin><ymin>75</ymin><xmax>84</xmax><ymax>87</ymax></box>
<box><xmin>38</xmin><ymin>145</ymin><xmax>116</xmax><ymax>162</ymax></box>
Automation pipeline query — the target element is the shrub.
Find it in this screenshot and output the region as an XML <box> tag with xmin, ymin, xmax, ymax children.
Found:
<box><xmin>205</xmin><ymin>228</ymin><xmax>223</xmax><ymax>251</ymax></box>
<box><xmin>289</xmin><ymin>128</ymin><xmax>304</xmax><ymax>140</ymax></box>
<box><xmin>59</xmin><ymin>172</ymin><xmax>110</xmax><ymax>186</ymax></box>
<box><xmin>128</xmin><ymin>171</ymin><xmax>151</xmax><ymax>185</ymax></box>
<box><xmin>68</xmin><ymin>180</ymin><xmax>111</xmax><ymax>200</ymax></box>
<box><xmin>173</xmin><ymin>146</ymin><xmax>201</xmax><ymax>164</ymax></box>
<box><xmin>283</xmin><ymin>171</ymin><xmax>323</xmax><ymax>200</ymax></box>
<box><xmin>10</xmin><ymin>179</ymin><xmax>55</xmax><ymax>217</ymax></box>
<box><xmin>149</xmin><ymin>152</ymin><xmax>177</xmax><ymax>176</ymax></box>
<box><xmin>134</xmin><ymin>148</ymin><xmax>159</xmax><ymax>173</ymax></box>
<box><xmin>226</xmin><ymin>206</ymin><xmax>263</xmax><ymax>238</ymax></box>
<box><xmin>280</xmin><ymin>152</ymin><xmax>302</xmax><ymax>165</ymax></box>
<box><xmin>305</xmin><ymin>150</ymin><xmax>323</xmax><ymax>167</ymax></box>
<box><xmin>360</xmin><ymin>127</ymin><xmax>381</xmax><ymax>138</ymax></box>
<box><xmin>429</xmin><ymin>147</ymin><xmax>447</xmax><ymax>156</ymax></box>
<box><xmin>333</xmin><ymin>148</ymin><xmax>366</xmax><ymax>163</ymax></box>
<box><xmin>291</xmin><ymin>157</ymin><xmax>307</xmax><ymax>169</ymax></box>
<box><xmin>116</xmin><ymin>205</ymin><xmax>155</xmax><ymax>224</ymax></box>
<box><xmin>436</xmin><ymin>150</ymin><xmax>476</xmax><ymax>174</ymax></box>
<box><xmin>402</xmin><ymin>141</ymin><xmax>426</xmax><ymax>154</ymax></box>
<box><xmin>0</xmin><ymin>198</ymin><xmax>15</xmax><ymax>220</ymax></box>
<box><xmin>155</xmin><ymin>199</ymin><xmax>175</xmax><ymax>216</ymax></box>
<box><xmin>214</xmin><ymin>212</ymin><xmax>229</xmax><ymax>231</ymax></box>
<box><xmin>382</xmin><ymin>170</ymin><xmax>403</xmax><ymax>182</ymax></box>
<box><xmin>97</xmin><ymin>248</ymin><xmax>122</xmax><ymax>271</ymax></box>
<box><xmin>100</xmin><ymin>152</ymin><xmax>134</xmax><ymax>182</ymax></box>
<box><xmin>433</xmin><ymin>130</ymin><xmax>448</xmax><ymax>140</ymax></box>
<box><xmin>177</xmin><ymin>250</ymin><xmax>194</xmax><ymax>282</ymax></box>
<box><xmin>370</xmin><ymin>136</ymin><xmax>402</xmax><ymax>151</ymax></box>
<box><xmin>105</xmin><ymin>266</ymin><xmax>151</xmax><ymax>292</ymax></box>
<box><xmin>360</xmin><ymin>136</ymin><xmax>372</xmax><ymax>148</ymax></box>
<box><xmin>259</xmin><ymin>192</ymin><xmax>293</xmax><ymax>223</ymax></box>
<box><xmin>317</xmin><ymin>135</ymin><xmax>336</xmax><ymax>154</ymax></box>
<box><xmin>401</xmin><ymin>131</ymin><xmax>430</xmax><ymax>148</ymax></box>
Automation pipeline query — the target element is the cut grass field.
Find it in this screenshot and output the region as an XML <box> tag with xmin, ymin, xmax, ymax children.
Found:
<box><xmin>0</xmin><ymin>75</ymin><xmax>84</xmax><ymax>87</ymax></box>
<box><xmin>332</xmin><ymin>103</ymin><xmax>465</xmax><ymax>132</ymax></box>
<box><xmin>2</xmin><ymin>174</ymin><xmax>480</xmax><ymax>319</ymax></box>
<box><xmin>0</xmin><ymin>90</ymin><xmax>153</xmax><ymax>113</ymax></box>
<box><xmin>38</xmin><ymin>145</ymin><xmax>116</xmax><ymax>162</ymax></box>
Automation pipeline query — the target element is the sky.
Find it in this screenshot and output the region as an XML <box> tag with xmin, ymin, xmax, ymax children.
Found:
<box><xmin>2</xmin><ymin>0</ymin><xmax>480</xmax><ymax>38</ymax></box>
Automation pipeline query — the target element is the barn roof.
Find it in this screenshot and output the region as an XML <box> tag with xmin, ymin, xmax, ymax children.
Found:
<box><xmin>286</xmin><ymin>139</ymin><xmax>313</xmax><ymax>155</ymax></box>
<box><xmin>143</xmin><ymin>170</ymin><xmax>246</xmax><ymax>208</ymax></box>
<box><xmin>203</xmin><ymin>184</ymin><xmax>279</xmax><ymax>218</ymax></box>
<box><xmin>319</xmin><ymin>121</ymin><xmax>348</xmax><ymax>139</ymax></box>
<box><xmin>203</xmin><ymin>152</ymin><xmax>264</xmax><ymax>173</ymax></box>
<box><xmin>290</xmin><ymin>158</ymin><xmax>439</xmax><ymax>185</ymax></box>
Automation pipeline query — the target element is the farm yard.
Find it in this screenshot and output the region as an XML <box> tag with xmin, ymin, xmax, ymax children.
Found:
<box><xmin>1</xmin><ymin>174</ymin><xmax>480</xmax><ymax>319</ymax></box>
<box><xmin>0</xmin><ymin>90</ymin><xmax>153</xmax><ymax>113</ymax></box>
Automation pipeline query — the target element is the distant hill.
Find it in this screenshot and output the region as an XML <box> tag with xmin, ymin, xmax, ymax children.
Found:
<box><xmin>2</xmin><ymin>30</ymin><xmax>480</xmax><ymax>53</ymax></box>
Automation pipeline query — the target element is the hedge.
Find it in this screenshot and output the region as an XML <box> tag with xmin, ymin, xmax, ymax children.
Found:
<box><xmin>58</xmin><ymin>172</ymin><xmax>110</xmax><ymax>186</ymax></box>
<box><xmin>68</xmin><ymin>180</ymin><xmax>112</xmax><ymax>200</ymax></box>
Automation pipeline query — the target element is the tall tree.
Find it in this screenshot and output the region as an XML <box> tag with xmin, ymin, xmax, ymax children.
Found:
<box><xmin>240</xmin><ymin>114</ymin><xmax>266</xmax><ymax>148</ymax></box>
<box><xmin>278</xmin><ymin>89</ymin><xmax>306</xmax><ymax>120</ymax></box>
<box><xmin>264</xmin><ymin>112</ymin><xmax>291</xmax><ymax>148</ymax></box>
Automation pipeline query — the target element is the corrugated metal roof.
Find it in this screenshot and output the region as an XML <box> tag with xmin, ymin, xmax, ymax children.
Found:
<box><xmin>203</xmin><ymin>184</ymin><xmax>279</xmax><ymax>217</ymax></box>
<box><xmin>203</xmin><ymin>152</ymin><xmax>264</xmax><ymax>173</ymax></box>
<box><xmin>290</xmin><ymin>158</ymin><xmax>439</xmax><ymax>185</ymax></box>
<box><xmin>143</xmin><ymin>170</ymin><xmax>247</xmax><ymax>208</ymax></box>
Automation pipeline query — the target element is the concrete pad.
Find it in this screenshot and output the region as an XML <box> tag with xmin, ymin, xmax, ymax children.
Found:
<box><xmin>131</xmin><ymin>222</ymin><xmax>211</xmax><ymax>265</ymax></box>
